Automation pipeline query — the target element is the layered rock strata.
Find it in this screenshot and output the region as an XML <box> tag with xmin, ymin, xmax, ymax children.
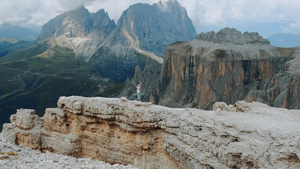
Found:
<box><xmin>157</xmin><ymin>28</ymin><xmax>300</xmax><ymax>109</ymax></box>
<box><xmin>2</xmin><ymin>96</ymin><xmax>300</xmax><ymax>169</ymax></box>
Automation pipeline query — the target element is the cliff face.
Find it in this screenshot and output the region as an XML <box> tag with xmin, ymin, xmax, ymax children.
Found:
<box><xmin>2</xmin><ymin>96</ymin><xmax>300</xmax><ymax>169</ymax></box>
<box><xmin>157</xmin><ymin>28</ymin><xmax>300</xmax><ymax>109</ymax></box>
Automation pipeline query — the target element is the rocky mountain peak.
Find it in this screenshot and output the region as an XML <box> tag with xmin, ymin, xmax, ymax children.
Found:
<box><xmin>37</xmin><ymin>6</ymin><xmax>116</xmax><ymax>41</ymax></box>
<box><xmin>112</xmin><ymin>0</ymin><xmax>196</xmax><ymax>56</ymax></box>
<box><xmin>37</xmin><ymin>6</ymin><xmax>92</xmax><ymax>41</ymax></box>
<box><xmin>92</xmin><ymin>9</ymin><xmax>116</xmax><ymax>36</ymax></box>
<box><xmin>156</xmin><ymin>0</ymin><xmax>181</xmax><ymax>11</ymax></box>
<box><xmin>65</xmin><ymin>5</ymin><xmax>92</xmax><ymax>30</ymax></box>
<box><xmin>196</xmin><ymin>27</ymin><xmax>270</xmax><ymax>45</ymax></box>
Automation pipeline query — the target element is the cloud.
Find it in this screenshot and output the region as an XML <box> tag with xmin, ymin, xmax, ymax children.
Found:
<box><xmin>0</xmin><ymin>0</ymin><xmax>299</xmax><ymax>36</ymax></box>
<box><xmin>0</xmin><ymin>0</ymin><xmax>99</xmax><ymax>27</ymax></box>
<box><xmin>85</xmin><ymin>0</ymin><xmax>168</xmax><ymax>22</ymax></box>
<box><xmin>182</xmin><ymin>0</ymin><xmax>300</xmax><ymax>36</ymax></box>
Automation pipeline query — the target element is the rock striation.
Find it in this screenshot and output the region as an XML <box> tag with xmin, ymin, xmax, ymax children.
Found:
<box><xmin>2</xmin><ymin>96</ymin><xmax>300</xmax><ymax>169</ymax></box>
<box><xmin>156</xmin><ymin>28</ymin><xmax>300</xmax><ymax>109</ymax></box>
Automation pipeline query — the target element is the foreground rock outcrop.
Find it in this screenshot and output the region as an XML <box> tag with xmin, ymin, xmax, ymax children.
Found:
<box><xmin>2</xmin><ymin>96</ymin><xmax>300</xmax><ymax>169</ymax></box>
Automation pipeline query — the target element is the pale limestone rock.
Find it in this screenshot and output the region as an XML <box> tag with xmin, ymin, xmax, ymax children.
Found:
<box><xmin>41</xmin><ymin>131</ymin><xmax>80</xmax><ymax>156</ymax></box>
<box><xmin>2</xmin><ymin>96</ymin><xmax>300</xmax><ymax>169</ymax></box>
<box><xmin>213</xmin><ymin>102</ymin><xmax>227</xmax><ymax>111</ymax></box>
<box><xmin>12</xmin><ymin>109</ymin><xmax>36</xmax><ymax>130</ymax></box>
<box><xmin>120</xmin><ymin>97</ymin><xmax>127</xmax><ymax>102</ymax></box>
<box><xmin>44</xmin><ymin>108</ymin><xmax>68</xmax><ymax>133</ymax></box>
<box><xmin>1</xmin><ymin>123</ymin><xmax>16</xmax><ymax>144</ymax></box>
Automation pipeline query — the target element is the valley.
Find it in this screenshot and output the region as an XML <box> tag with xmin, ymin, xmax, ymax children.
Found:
<box><xmin>0</xmin><ymin>44</ymin><xmax>123</xmax><ymax>129</ymax></box>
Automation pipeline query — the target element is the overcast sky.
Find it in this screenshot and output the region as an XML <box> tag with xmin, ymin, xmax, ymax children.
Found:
<box><xmin>0</xmin><ymin>0</ymin><xmax>299</xmax><ymax>37</ymax></box>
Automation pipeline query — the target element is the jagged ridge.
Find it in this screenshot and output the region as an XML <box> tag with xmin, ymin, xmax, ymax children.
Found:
<box><xmin>196</xmin><ymin>27</ymin><xmax>270</xmax><ymax>45</ymax></box>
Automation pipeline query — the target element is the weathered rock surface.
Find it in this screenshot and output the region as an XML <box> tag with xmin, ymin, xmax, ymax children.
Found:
<box><xmin>2</xmin><ymin>96</ymin><xmax>300</xmax><ymax>169</ymax></box>
<box><xmin>156</xmin><ymin>28</ymin><xmax>300</xmax><ymax>109</ymax></box>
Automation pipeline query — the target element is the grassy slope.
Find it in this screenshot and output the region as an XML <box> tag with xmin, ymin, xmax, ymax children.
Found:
<box><xmin>0</xmin><ymin>43</ymin><xmax>123</xmax><ymax>129</ymax></box>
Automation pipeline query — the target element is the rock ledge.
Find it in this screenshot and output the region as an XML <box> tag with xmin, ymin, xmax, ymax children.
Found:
<box><xmin>2</xmin><ymin>96</ymin><xmax>300</xmax><ymax>169</ymax></box>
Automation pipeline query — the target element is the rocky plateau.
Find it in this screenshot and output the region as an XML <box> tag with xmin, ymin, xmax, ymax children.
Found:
<box><xmin>123</xmin><ymin>28</ymin><xmax>300</xmax><ymax>110</ymax></box>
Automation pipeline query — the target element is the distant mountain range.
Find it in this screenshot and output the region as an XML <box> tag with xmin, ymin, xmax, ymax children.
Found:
<box><xmin>0</xmin><ymin>23</ymin><xmax>39</xmax><ymax>41</ymax></box>
<box><xmin>268</xmin><ymin>33</ymin><xmax>300</xmax><ymax>47</ymax></box>
<box><xmin>0</xmin><ymin>23</ymin><xmax>39</xmax><ymax>57</ymax></box>
<box><xmin>0</xmin><ymin>38</ymin><xmax>31</xmax><ymax>58</ymax></box>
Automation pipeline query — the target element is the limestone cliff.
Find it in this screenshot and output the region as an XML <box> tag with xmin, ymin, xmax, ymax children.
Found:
<box><xmin>157</xmin><ymin>28</ymin><xmax>300</xmax><ymax>109</ymax></box>
<box><xmin>2</xmin><ymin>96</ymin><xmax>300</xmax><ymax>169</ymax></box>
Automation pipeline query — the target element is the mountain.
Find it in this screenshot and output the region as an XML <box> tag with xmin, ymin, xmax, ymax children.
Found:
<box><xmin>90</xmin><ymin>0</ymin><xmax>196</xmax><ymax>81</ymax></box>
<box><xmin>0</xmin><ymin>23</ymin><xmax>39</xmax><ymax>41</ymax></box>
<box><xmin>37</xmin><ymin>6</ymin><xmax>117</xmax><ymax>59</ymax></box>
<box><xmin>103</xmin><ymin>0</ymin><xmax>196</xmax><ymax>56</ymax></box>
<box><xmin>37</xmin><ymin>1</ymin><xmax>196</xmax><ymax>82</ymax></box>
<box><xmin>120</xmin><ymin>28</ymin><xmax>300</xmax><ymax>109</ymax></box>
<box><xmin>268</xmin><ymin>33</ymin><xmax>300</xmax><ymax>47</ymax></box>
